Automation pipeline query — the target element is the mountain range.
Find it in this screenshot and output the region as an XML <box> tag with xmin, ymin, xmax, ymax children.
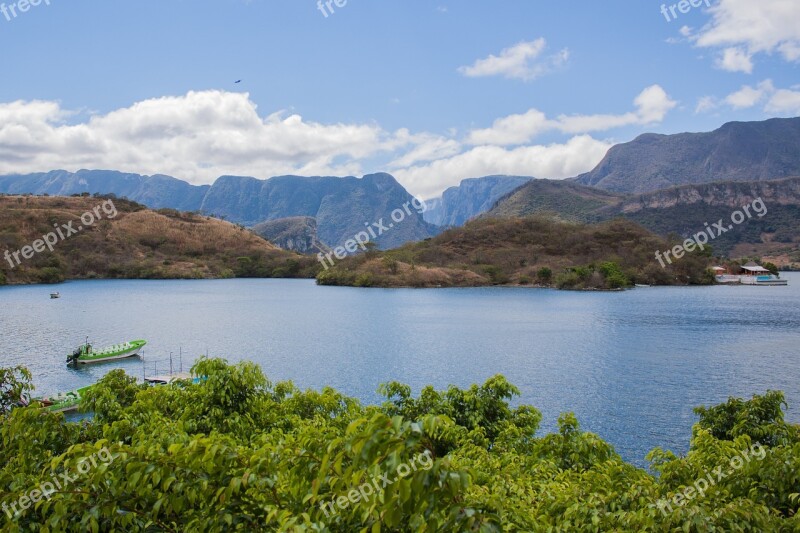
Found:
<box><xmin>573</xmin><ymin>117</ymin><xmax>800</xmax><ymax>193</ymax></box>
<box><xmin>488</xmin><ymin>176</ymin><xmax>800</xmax><ymax>259</ymax></box>
<box><xmin>1</xmin><ymin>117</ymin><xmax>798</xmax><ymax>264</ymax></box>
<box><xmin>0</xmin><ymin>170</ymin><xmax>437</xmax><ymax>251</ymax></box>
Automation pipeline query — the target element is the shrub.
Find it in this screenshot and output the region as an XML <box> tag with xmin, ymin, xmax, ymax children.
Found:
<box><xmin>36</xmin><ymin>267</ymin><xmax>64</xmax><ymax>284</ymax></box>
<box><xmin>537</xmin><ymin>267</ymin><xmax>553</xmax><ymax>283</ymax></box>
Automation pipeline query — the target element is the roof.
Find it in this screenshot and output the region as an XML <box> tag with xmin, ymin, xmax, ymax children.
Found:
<box><xmin>742</xmin><ymin>263</ymin><xmax>771</xmax><ymax>273</ymax></box>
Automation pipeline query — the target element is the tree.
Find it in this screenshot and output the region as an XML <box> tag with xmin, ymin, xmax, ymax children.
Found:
<box><xmin>0</xmin><ymin>366</ymin><xmax>32</xmax><ymax>414</ymax></box>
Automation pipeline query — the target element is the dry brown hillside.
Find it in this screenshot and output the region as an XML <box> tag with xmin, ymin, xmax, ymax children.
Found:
<box><xmin>0</xmin><ymin>195</ymin><xmax>320</xmax><ymax>285</ymax></box>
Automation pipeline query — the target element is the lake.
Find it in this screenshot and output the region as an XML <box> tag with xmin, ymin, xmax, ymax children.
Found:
<box><xmin>1</xmin><ymin>275</ymin><xmax>798</xmax><ymax>465</ymax></box>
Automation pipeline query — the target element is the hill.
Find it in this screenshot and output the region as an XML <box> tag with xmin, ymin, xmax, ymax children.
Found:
<box><xmin>316</xmin><ymin>216</ymin><xmax>712</xmax><ymax>289</ymax></box>
<box><xmin>488</xmin><ymin>177</ymin><xmax>800</xmax><ymax>265</ymax></box>
<box><xmin>0</xmin><ymin>195</ymin><xmax>319</xmax><ymax>285</ymax></box>
<box><xmin>573</xmin><ymin>117</ymin><xmax>800</xmax><ymax>193</ymax></box>
<box><xmin>488</xmin><ymin>179</ymin><xmax>625</xmax><ymax>223</ymax></box>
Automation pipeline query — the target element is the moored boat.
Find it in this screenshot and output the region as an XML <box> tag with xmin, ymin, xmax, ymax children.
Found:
<box><xmin>67</xmin><ymin>339</ymin><xmax>147</xmax><ymax>365</ymax></box>
<box><xmin>37</xmin><ymin>385</ymin><xmax>93</xmax><ymax>413</ymax></box>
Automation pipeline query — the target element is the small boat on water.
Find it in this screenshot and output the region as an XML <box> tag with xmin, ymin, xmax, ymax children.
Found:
<box><xmin>50</xmin><ymin>292</ymin><xmax>60</xmax><ymax>299</ymax></box>
<box><xmin>37</xmin><ymin>385</ymin><xmax>93</xmax><ymax>413</ymax></box>
<box><xmin>67</xmin><ymin>339</ymin><xmax>147</xmax><ymax>365</ymax></box>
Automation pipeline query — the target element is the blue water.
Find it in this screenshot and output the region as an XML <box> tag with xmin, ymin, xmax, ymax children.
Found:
<box><xmin>1</xmin><ymin>275</ymin><xmax>798</xmax><ymax>465</ymax></box>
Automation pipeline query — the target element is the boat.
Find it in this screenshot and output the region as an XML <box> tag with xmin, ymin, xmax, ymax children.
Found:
<box><xmin>37</xmin><ymin>385</ymin><xmax>93</xmax><ymax>413</ymax></box>
<box><xmin>50</xmin><ymin>292</ymin><xmax>60</xmax><ymax>299</ymax></box>
<box><xmin>67</xmin><ymin>339</ymin><xmax>147</xmax><ymax>365</ymax></box>
<box><xmin>634</xmin><ymin>284</ymin><xmax>651</xmax><ymax>288</ymax></box>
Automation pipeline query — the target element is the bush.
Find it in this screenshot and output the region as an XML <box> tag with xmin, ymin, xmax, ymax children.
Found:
<box><xmin>36</xmin><ymin>267</ymin><xmax>64</xmax><ymax>284</ymax></box>
<box><xmin>537</xmin><ymin>267</ymin><xmax>553</xmax><ymax>283</ymax></box>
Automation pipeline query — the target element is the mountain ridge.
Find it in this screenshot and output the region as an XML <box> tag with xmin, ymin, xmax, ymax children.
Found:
<box><xmin>573</xmin><ymin>117</ymin><xmax>800</xmax><ymax>193</ymax></box>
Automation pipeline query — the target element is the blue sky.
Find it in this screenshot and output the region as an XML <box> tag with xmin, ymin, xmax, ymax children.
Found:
<box><xmin>1</xmin><ymin>0</ymin><xmax>798</xmax><ymax>198</ymax></box>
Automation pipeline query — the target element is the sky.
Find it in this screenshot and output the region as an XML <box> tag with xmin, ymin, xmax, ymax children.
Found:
<box><xmin>0</xmin><ymin>0</ymin><xmax>798</xmax><ymax>199</ymax></box>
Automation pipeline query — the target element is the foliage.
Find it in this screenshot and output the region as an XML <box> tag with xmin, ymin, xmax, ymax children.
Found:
<box><xmin>316</xmin><ymin>217</ymin><xmax>713</xmax><ymax>290</ymax></box>
<box><xmin>2</xmin><ymin>362</ymin><xmax>799</xmax><ymax>531</ymax></box>
<box><xmin>694</xmin><ymin>390</ymin><xmax>800</xmax><ymax>447</ymax></box>
<box><xmin>0</xmin><ymin>367</ymin><xmax>32</xmax><ymax>415</ymax></box>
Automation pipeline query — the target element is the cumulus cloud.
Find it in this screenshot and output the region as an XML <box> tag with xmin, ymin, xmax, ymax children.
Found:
<box><xmin>765</xmin><ymin>88</ymin><xmax>800</xmax><ymax>115</ymax></box>
<box><xmin>715</xmin><ymin>47</ymin><xmax>754</xmax><ymax>73</ymax></box>
<box><xmin>458</xmin><ymin>39</ymin><xmax>569</xmax><ymax>81</ymax></box>
<box><xmin>696</xmin><ymin>79</ymin><xmax>800</xmax><ymax>116</ymax></box>
<box><xmin>688</xmin><ymin>0</ymin><xmax>800</xmax><ymax>70</ymax></box>
<box><xmin>466</xmin><ymin>85</ymin><xmax>676</xmax><ymax>146</ymax></box>
<box><xmin>394</xmin><ymin>136</ymin><xmax>613</xmax><ymax>199</ymax></box>
<box><xmin>695</xmin><ymin>96</ymin><xmax>719</xmax><ymax>114</ymax></box>
<box><xmin>724</xmin><ymin>80</ymin><xmax>774</xmax><ymax>109</ymax></box>
<box><xmin>0</xmin><ymin>91</ymin><xmax>387</xmax><ymax>183</ymax></box>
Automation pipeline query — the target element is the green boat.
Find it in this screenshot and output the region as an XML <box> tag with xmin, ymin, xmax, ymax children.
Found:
<box><xmin>38</xmin><ymin>385</ymin><xmax>93</xmax><ymax>413</ymax></box>
<box><xmin>67</xmin><ymin>339</ymin><xmax>147</xmax><ymax>365</ymax></box>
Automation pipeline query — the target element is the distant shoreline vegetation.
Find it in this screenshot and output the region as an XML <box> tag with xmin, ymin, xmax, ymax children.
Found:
<box><xmin>316</xmin><ymin>216</ymin><xmax>716</xmax><ymax>290</ymax></box>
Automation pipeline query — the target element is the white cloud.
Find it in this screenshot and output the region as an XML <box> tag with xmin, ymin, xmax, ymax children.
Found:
<box><xmin>703</xmin><ymin>79</ymin><xmax>800</xmax><ymax>116</ymax></box>
<box><xmin>765</xmin><ymin>88</ymin><xmax>800</xmax><ymax>115</ymax></box>
<box><xmin>466</xmin><ymin>109</ymin><xmax>552</xmax><ymax>146</ymax></box>
<box><xmin>394</xmin><ymin>136</ymin><xmax>612</xmax><ymax>199</ymax></box>
<box><xmin>715</xmin><ymin>47</ymin><xmax>753</xmax><ymax>73</ymax></box>
<box><xmin>724</xmin><ymin>80</ymin><xmax>774</xmax><ymax>109</ymax></box>
<box><xmin>466</xmin><ymin>85</ymin><xmax>676</xmax><ymax>146</ymax></box>
<box><xmin>695</xmin><ymin>96</ymin><xmax>719</xmax><ymax>114</ymax></box>
<box><xmin>458</xmin><ymin>39</ymin><xmax>569</xmax><ymax>81</ymax></box>
<box><xmin>0</xmin><ymin>91</ymin><xmax>388</xmax><ymax>183</ymax></box>
<box><xmin>690</xmin><ymin>0</ymin><xmax>800</xmax><ymax>69</ymax></box>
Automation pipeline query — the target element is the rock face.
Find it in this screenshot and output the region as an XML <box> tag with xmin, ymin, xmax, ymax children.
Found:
<box><xmin>0</xmin><ymin>170</ymin><xmax>438</xmax><ymax>250</ymax></box>
<box><xmin>251</xmin><ymin>217</ymin><xmax>330</xmax><ymax>255</ymax></box>
<box><xmin>423</xmin><ymin>176</ymin><xmax>533</xmax><ymax>227</ymax></box>
<box><xmin>573</xmin><ymin>117</ymin><xmax>800</xmax><ymax>193</ymax></box>
<box><xmin>199</xmin><ymin>173</ymin><xmax>438</xmax><ymax>249</ymax></box>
